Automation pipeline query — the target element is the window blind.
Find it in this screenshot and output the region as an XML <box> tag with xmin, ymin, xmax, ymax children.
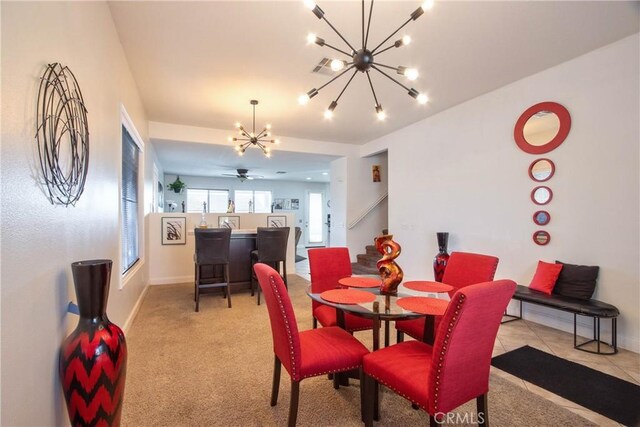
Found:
<box><xmin>121</xmin><ymin>126</ymin><xmax>139</xmax><ymax>273</ymax></box>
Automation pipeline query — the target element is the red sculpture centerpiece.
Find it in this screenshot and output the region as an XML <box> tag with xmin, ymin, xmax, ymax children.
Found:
<box><xmin>375</xmin><ymin>234</ymin><xmax>404</xmax><ymax>295</ymax></box>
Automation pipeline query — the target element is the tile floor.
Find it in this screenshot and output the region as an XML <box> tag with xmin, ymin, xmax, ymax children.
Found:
<box><xmin>294</xmin><ymin>247</ymin><xmax>640</xmax><ymax>426</ymax></box>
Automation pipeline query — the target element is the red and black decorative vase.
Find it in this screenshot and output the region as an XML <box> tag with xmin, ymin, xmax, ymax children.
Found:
<box><xmin>433</xmin><ymin>232</ymin><xmax>450</xmax><ymax>282</ymax></box>
<box><xmin>59</xmin><ymin>259</ymin><xmax>127</xmax><ymax>426</ymax></box>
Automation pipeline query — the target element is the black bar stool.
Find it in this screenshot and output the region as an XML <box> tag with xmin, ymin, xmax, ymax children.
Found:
<box><xmin>251</xmin><ymin>227</ymin><xmax>290</xmax><ymax>305</ymax></box>
<box><xmin>194</xmin><ymin>228</ymin><xmax>232</xmax><ymax>311</ymax></box>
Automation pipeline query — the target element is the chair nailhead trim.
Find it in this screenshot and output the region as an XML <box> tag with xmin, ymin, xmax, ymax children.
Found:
<box><xmin>269</xmin><ymin>274</ymin><xmax>298</xmax><ymax>380</ymax></box>
<box><xmin>433</xmin><ymin>294</ymin><xmax>465</xmax><ymax>413</ymax></box>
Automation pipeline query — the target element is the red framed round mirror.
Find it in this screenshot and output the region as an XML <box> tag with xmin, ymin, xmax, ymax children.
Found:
<box><xmin>529</xmin><ymin>158</ymin><xmax>555</xmax><ymax>182</ymax></box>
<box><xmin>533</xmin><ymin>230</ymin><xmax>551</xmax><ymax>246</ymax></box>
<box><xmin>531</xmin><ymin>186</ymin><xmax>553</xmax><ymax>205</ymax></box>
<box><xmin>533</xmin><ymin>210</ymin><xmax>551</xmax><ymax>226</ymax></box>
<box><xmin>514</xmin><ymin>102</ymin><xmax>571</xmax><ymax>154</ymax></box>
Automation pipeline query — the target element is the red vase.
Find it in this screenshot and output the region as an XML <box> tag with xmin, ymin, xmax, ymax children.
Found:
<box><xmin>59</xmin><ymin>260</ymin><xmax>127</xmax><ymax>426</ymax></box>
<box><xmin>433</xmin><ymin>232</ymin><xmax>450</xmax><ymax>282</ymax></box>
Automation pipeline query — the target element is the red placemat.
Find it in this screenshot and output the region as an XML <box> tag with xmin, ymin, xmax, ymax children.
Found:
<box><xmin>403</xmin><ymin>281</ymin><xmax>454</xmax><ymax>293</ymax></box>
<box><xmin>338</xmin><ymin>276</ymin><xmax>381</xmax><ymax>288</ymax></box>
<box><xmin>320</xmin><ymin>289</ymin><xmax>377</xmax><ymax>305</ymax></box>
<box><xmin>397</xmin><ymin>297</ymin><xmax>449</xmax><ymax>315</ymax></box>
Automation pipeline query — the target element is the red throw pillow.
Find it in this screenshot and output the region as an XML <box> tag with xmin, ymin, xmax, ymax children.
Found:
<box><xmin>529</xmin><ymin>261</ymin><xmax>563</xmax><ymax>295</ymax></box>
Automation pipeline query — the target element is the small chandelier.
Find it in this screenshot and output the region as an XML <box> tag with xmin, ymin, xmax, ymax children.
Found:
<box><xmin>229</xmin><ymin>100</ymin><xmax>279</xmax><ymax>157</ymax></box>
<box><xmin>300</xmin><ymin>0</ymin><xmax>433</xmax><ymax>121</ymax></box>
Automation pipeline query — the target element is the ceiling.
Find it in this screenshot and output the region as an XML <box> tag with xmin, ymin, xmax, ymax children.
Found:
<box><xmin>109</xmin><ymin>1</ymin><xmax>638</xmax><ymax>177</ymax></box>
<box><xmin>154</xmin><ymin>139</ymin><xmax>338</xmax><ymax>182</ymax></box>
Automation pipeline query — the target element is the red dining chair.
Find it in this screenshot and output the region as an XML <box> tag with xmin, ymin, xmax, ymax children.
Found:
<box><xmin>363</xmin><ymin>279</ymin><xmax>516</xmax><ymax>426</ymax></box>
<box><xmin>309</xmin><ymin>247</ymin><xmax>374</xmax><ymax>332</ymax></box>
<box><xmin>396</xmin><ymin>252</ymin><xmax>499</xmax><ymax>343</ymax></box>
<box><xmin>254</xmin><ymin>263</ymin><xmax>370</xmax><ymax>427</ymax></box>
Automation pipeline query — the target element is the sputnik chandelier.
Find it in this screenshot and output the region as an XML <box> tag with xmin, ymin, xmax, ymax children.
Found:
<box><xmin>229</xmin><ymin>100</ymin><xmax>280</xmax><ymax>157</ymax></box>
<box><xmin>299</xmin><ymin>0</ymin><xmax>434</xmax><ymax>121</ymax></box>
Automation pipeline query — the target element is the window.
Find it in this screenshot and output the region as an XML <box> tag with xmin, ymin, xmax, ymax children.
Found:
<box><xmin>121</xmin><ymin>125</ymin><xmax>140</xmax><ymax>274</ymax></box>
<box><xmin>187</xmin><ymin>189</ymin><xmax>229</xmax><ymax>213</ymax></box>
<box><xmin>235</xmin><ymin>190</ymin><xmax>272</xmax><ymax>213</ymax></box>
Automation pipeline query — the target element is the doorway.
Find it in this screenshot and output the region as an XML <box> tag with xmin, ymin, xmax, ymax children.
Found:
<box><xmin>305</xmin><ymin>190</ymin><xmax>325</xmax><ymax>247</ymax></box>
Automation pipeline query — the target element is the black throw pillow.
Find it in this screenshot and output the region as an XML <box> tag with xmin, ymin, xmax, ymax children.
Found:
<box><xmin>553</xmin><ymin>261</ymin><xmax>599</xmax><ymax>300</ymax></box>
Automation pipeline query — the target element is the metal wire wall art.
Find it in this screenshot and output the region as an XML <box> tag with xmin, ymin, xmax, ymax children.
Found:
<box><xmin>36</xmin><ymin>63</ymin><xmax>89</xmax><ymax>206</ymax></box>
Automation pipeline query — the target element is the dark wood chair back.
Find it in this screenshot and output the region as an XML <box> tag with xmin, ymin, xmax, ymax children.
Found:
<box><xmin>256</xmin><ymin>227</ymin><xmax>289</xmax><ymax>263</ymax></box>
<box><xmin>195</xmin><ymin>228</ymin><xmax>231</xmax><ymax>265</ymax></box>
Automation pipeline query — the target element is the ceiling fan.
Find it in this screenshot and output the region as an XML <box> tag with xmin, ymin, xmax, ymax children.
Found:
<box><xmin>222</xmin><ymin>168</ymin><xmax>263</xmax><ymax>182</ymax></box>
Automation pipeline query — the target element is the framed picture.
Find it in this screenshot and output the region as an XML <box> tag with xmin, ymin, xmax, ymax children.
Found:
<box><xmin>273</xmin><ymin>198</ymin><xmax>284</xmax><ymax>210</ymax></box>
<box><xmin>291</xmin><ymin>198</ymin><xmax>299</xmax><ymax>210</ymax></box>
<box><xmin>161</xmin><ymin>217</ymin><xmax>186</xmax><ymax>245</ymax></box>
<box><xmin>218</xmin><ymin>216</ymin><xmax>240</xmax><ymax>229</ymax></box>
<box><xmin>267</xmin><ymin>216</ymin><xmax>287</xmax><ymax>228</ymax></box>
<box><xmin>372</xmin><ymin>165</ymin><xmax>381</xmax><ymax>182</ymax></box>
<box><xmin>283</xmin><ymin>199</ymin><xmax>292</xmax><ymax>210</ymax></box>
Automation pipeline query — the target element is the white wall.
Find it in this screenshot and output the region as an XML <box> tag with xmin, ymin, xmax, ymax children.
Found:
<box><xmin>162</xmin><ymin>173</ymin><xmax>328</xmax><ymax>244</ymax></box>
<box><xmin>346</xmin><ymin>152</ymin><xmax>389</xmax><ymax>257</ymax></box>
<box><xmin>328</xmin><ymin>152</ymin><xmax>389</xmax><ymax>258</ymax></box>
<box><xmin>364</xmin><ymin>34</ymin><xmax>640</xmax><ymax>351</ymax></box>
<box><xmin>1</xmin><ymin>2</ymin><xmax>150</xmax><ymax>424</ymax></box>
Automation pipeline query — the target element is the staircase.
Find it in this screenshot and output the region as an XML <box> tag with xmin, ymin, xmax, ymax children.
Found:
<box><xmin>351</xmin><ymin>229</ymin><xmax>388</xmax><ymax>275</ymax></box>
<box><xmin>351</xmin><ymin>244</ymin><xmax>380</xmax><ymax>275</ymax></box>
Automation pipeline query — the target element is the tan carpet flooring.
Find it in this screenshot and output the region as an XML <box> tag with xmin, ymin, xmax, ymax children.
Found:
<box><xmin>121</xmin><ymin>275</ymin><xmax>595</xmax><ymax>426</ymax></box>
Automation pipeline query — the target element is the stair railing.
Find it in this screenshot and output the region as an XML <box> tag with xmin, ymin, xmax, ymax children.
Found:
<box><xmin>348</xmin><ymin>191</ymin><xmax>388</xmax><ymax>230</ymax></box>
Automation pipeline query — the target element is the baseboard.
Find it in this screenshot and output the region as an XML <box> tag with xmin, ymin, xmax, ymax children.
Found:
<box><xmin>122</xmin><ymin>284</ymin><xmax>149</xmax><ymax>334</ymax></box>
<box><xmin>508</xmin><ymin>300</ymin><xmax>639</xmax><ymax>353</ymax></box>
<box><xmin>149</xmin><ymin>275</ymin><xmax>193</xmax><ymax>285</ymax></box>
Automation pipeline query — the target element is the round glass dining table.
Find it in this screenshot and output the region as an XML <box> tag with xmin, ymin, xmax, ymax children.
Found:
<box><xmin>306</xmin><ymin>284</ymin><xmax>448</xmax><ymax>350</ymax></box>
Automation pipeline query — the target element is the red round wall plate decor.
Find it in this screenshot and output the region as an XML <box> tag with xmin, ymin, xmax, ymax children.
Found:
<box><xmin>514</xmin><ymin>102</ymin><xmax>571</xmax><ymax>154</ymax></box>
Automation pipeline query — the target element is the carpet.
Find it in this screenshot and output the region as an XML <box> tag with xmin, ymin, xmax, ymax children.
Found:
<box><xmin>121</xmin><ymin>278</ymin><xmax>596</xmax><ymax>426</ymax></box>
<box><xmin>295</xmin><ymin>254</ymin><xmax>306</xmax><ymax>262</ymax></box>
<box><xmin>492</xmin><ymin>345</ymin><xmax>640</xmax><ymax>426</ymax></box>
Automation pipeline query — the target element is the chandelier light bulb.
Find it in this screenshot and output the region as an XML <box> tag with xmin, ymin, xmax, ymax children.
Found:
<box><xmin>324</xmin><ymin>100</ymin><xmax>338</xmax><ymax>120</ymax></box>
<box><xmin>238</xmin><ymin>149</ymin><xmax>244</xmax><ymax>156</ymax></box>
<box><xmin>235</xmin><ymin>122</ymin><xmax>241</xmax><ymax>128</ymax></box>
<box><xmin>303</xmin><ymin>0</ymin><xmax>316</xmax><ymax>10</ymax></box>
<box><xmin>265</xmin><ymin>151</ymin><xmax>272</xmax><ymax>158</ymax></box>
<box><xmin>266</xmin><ymin>124</ymin><xmax>272</xmax><ymax>130</ymax></box>
<box><xmin>375</xmin><ymin>105</ymin><xmax>386</xmax><ymax>121</ymax></box>
<box><xmin>306</xmin><ymin>33</ymin><xmax>317</xmax><ymax>45</ymax></box>
<box><xmin>250</xmin><ymin>132</ymin><xmax>255</xmax><ymax>138</ymax></box>
<box><xmin>402</xmin><ymin>35</ymin><xmax>412</xmax><ymax>46</ymax></box>
<box><xmin>404</xmin><ymin>68</ymin><xmax>419</xmax><ymax>81</ymax></box>
<box><xmin>421</xmin><ymin>0</ymin><xmax>435</xmax><ymax>11</ymax></box>
<box><xmin>227</xmin><ymin>136</ymin><xmax>233</xmax><ymax>142</ymax></box>
<box><xmin>298</xmin><ymin>94</ymin><xmax>310</xmax><ymax>105</ymax></box>
<box><xmin>235</xmin><ymin>145</ymin><xmax>241</xmax><ymax>151</ymax></box>
<box><xmin>265</xmin><ymin>147</ymin><xmax>271</xmax><ymax>153</ymax></box>
<box><xmin>417</xmin><ymin>93</ymin><xmax>429</xmax><ymax>104</ymax></box>
<box><xmin>265</xmin><ymin>132</ymin><xmax>271</xmax><ymax>137</ymax></box>
<box><xmin>275</xmin><ymin>139</ymin><xmax>281</xmax><ymax>144</ymax></box>
<box><xmin>330</xmin><ymin>59</ymin><xmax>345</xmax><ymax>72</ymax></box>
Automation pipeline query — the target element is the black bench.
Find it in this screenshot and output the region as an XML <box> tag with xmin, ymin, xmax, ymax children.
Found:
<box><xmin>503</xmin><ymin>285</ymin><xmax>619</xmax><ymax>355</ymax></box>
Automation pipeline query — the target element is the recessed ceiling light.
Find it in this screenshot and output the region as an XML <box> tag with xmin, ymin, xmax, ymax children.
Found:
<box><xmin>322</xmin><ymin>172</ymin><xmax>328</xmax><ymax>175</ymax></box>
<box><xmin>306</xmin><ymin>177</ymin><xmax>312</xmax><ymax>180</ymax></box>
